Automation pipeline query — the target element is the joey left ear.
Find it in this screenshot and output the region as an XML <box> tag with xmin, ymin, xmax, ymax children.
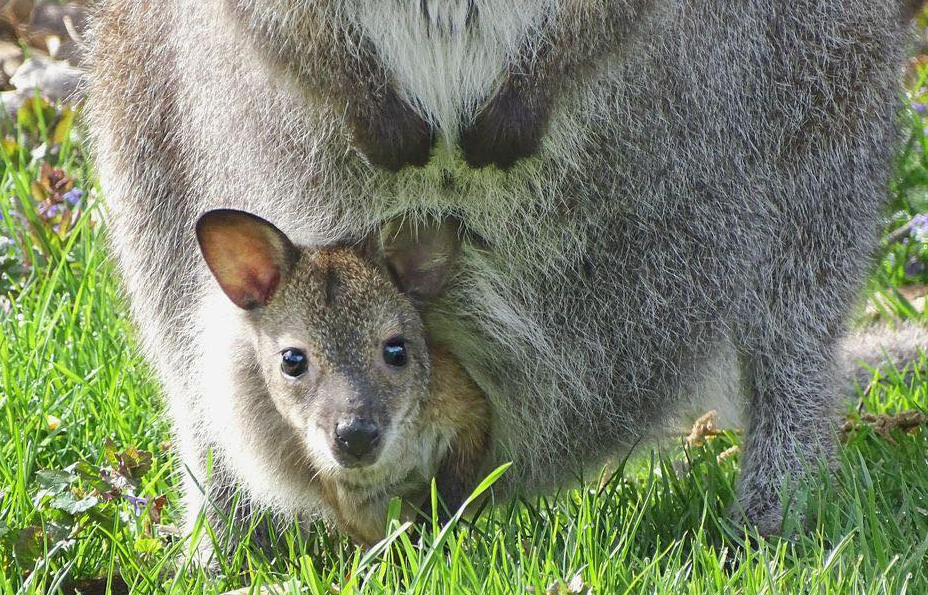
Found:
<box><xmin>195</xmin><ymin>209</ymin><xmax>298</xmax><ymax>310</ymax></box>
<box><xmin>378</xmin><ymin>217</ymin><xmax>461</xmax><ymax>305</ymax></box>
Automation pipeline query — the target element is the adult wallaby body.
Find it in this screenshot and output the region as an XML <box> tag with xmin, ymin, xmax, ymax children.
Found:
<box><xmin>87</xmin><ymin>0</ymin><xmax>924</xmax><ymax>545</ymax></box>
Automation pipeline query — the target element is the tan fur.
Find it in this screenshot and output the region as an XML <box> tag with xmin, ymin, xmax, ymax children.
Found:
<box><xmin>424</xmin><ymin>346</ymin><xmax>491</xmax><ymax>491</ymax></box>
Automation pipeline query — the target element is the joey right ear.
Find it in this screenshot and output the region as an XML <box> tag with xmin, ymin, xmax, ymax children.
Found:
<box><xmin>379</xmin><ymin>217</ymin><xmax>461</xmax><ymax>305</ymax></box>
<box><xmin>195</xmin><ymin>209</ymin><xmax>298</xmax><ymax>310</ymax></box>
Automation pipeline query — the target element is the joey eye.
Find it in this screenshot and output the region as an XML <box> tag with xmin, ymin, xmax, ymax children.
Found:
<box><xmin>280</xmin><ymin>349</ymin><xmax>308</xmax><ymax>378</ymax></box>
<box><xmin>382</xmin><ymin>338</ymin><xmax>408</xmax><ymax>368</ymax></box>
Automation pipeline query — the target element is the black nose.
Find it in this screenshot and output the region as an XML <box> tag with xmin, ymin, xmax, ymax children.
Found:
<box><xmin>334</xmin><ymin>419</ymin><xmax>381</xmax><ymax>460</ymax></box>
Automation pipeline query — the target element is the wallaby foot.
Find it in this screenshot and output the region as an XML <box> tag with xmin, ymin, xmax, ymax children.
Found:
<box><xmin>733</xmin><ymin>464</ymin><xmax>810</xmax><ymax>538</ymax></box>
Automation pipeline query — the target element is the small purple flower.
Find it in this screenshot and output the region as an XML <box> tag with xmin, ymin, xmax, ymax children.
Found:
<box><xmin>63</xmin><ymin>188</ymin><xmax>84</xmax><ymax>207</ymax></box>
<box><xmin>4</xmin><ymin>209</ymin><xmax>20</xmax><ymax>221</ymax></box>
<box><xmin>124</xmin><ymin>494</ymin><xmax>148</xmax><ymax>516</ymax></box>
<box><xmin>38</xmin><ymin>202</ymin><xmax>64</xmax><ymax>219</ymax></box>
<box><xmin>906</xmin><ymin>259</ymin><xmax>925</xmax><ymax>277</ymax></box>
<box><xmin>911</xmin><ymin>214</ymin><xmax>928</xmax><ymax>242</ymax></box>
<box><xmin>913</xmin><ymin>101</ymin><xmax>928</xmax><ymax>115</ymax></box>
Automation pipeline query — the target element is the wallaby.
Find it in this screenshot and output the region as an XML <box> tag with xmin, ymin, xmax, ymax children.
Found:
<box><xmin>86</xmin><ymin>0</ymin><xmax>926</xmax><ymax>545</ymax></box>
<box><xmin>194</xmin><ymin>209</ymin><xmax>489</xmax><ymax>546</ymax></box>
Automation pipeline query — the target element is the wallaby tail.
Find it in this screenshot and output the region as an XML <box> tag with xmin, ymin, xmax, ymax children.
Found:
<box><xmin>841</xmin><ymin>322</ymin><xmax>928</xmax><ymax>396</ymax></box>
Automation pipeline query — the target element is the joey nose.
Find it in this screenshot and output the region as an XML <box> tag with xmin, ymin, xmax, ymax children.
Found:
<box><xmin>334</xmin><ymin>419</ymin><xmax>380</xmax><ymax>461</ymax></box>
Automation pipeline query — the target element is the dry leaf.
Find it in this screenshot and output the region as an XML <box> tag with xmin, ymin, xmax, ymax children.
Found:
<box><xmin>842</xmin><ymin>409</ymin><xmax>926</xmax><ymax>445</ymax></box>
<box><xmin>0</xmin><ymin>0</ymin><xmax>33</xmax><ymax>36</ymax></box>
<box><xmin>716</xmin><ymin>445</ymin><xmax>739</xmax><ymax>463</ymax></box>
<box><xmin>10</xmin><ymin>56</ymin><xmax>84</xmax><ymax>103</ymax></box>
<box><xmin>686</xmin><ymin>410</ymin><xmax>721</xmax><ymax>447</ymax></box>
<box><xmin>566</xmin><ymin>573</ymin><xmax>586</xmax><ymax>594</ymax></box>
<box><xmin>0</xmin><ymin>39</ymin><xmax>22</xmax><ymax>79</ymax></box>
<box><xmin>26</xmin><ymin>2</ymin><xmax>88</xmax><ymax>64</ymax></box>
<box><xmin>544</xmin><ymin>573</ymin><xmax>590</xmax><ymax>595</ymax></box>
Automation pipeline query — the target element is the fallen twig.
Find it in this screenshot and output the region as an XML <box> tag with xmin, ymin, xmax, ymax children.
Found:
<box><xmin>841</xmin><ymin>409</ymin><xmax>926</xmax><ymax>445</ymax></box>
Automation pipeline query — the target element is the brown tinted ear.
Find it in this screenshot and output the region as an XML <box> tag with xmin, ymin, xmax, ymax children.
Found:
<box><xmin>195</xmin><ymin>209</ymin><xmax>297</xmax><ymax>310</ymax></box>
<box><xmin>379</xmin><ymin>217</ymin><xmax>460</xmax><ymax>305</ymax></box>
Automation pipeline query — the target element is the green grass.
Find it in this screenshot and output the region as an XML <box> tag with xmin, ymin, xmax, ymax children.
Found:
<box><xmin>2</xmin><ymin>87</ymin><xmax>928</xmax><ymax>593</ymax></box>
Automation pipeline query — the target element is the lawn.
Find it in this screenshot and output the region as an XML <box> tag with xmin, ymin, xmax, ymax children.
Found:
<box><xmin>2</xmin><ymin>63</ymin><xmax>928</xmax><ymax>595</ymax></box>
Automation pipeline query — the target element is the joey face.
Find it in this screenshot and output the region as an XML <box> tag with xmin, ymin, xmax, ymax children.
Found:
<box><xmin>250</xmin><ymin>250</ymin><xmax>432</xmax><ymax>475</ymax></box>
<box><xmin>196</xmin><ymin>209</ymin><xmax>460</xmax><ymax>486</ymax></box>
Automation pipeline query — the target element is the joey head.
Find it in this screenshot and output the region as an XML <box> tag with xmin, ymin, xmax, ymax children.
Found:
<box><xmin>195</xmin><ymin>209</ymin><xmax>489</xmax><ymax>545</ymax></box>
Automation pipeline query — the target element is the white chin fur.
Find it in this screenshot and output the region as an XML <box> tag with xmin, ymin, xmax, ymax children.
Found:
<box><xmin>306</xmin><ymin>421</ymin><xmax>440</xmax><ymax>490</ymax></box>
<box><xmin>302</xmin><ymin>424</ymin><xmax>342</xmax><ymax>475</ymax></box>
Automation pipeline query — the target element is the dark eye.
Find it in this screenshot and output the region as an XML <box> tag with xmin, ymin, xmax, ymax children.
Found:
<box><xmin>281</xmin><ymin>349</ymin><xmax>308</xmax><ymax>378</ymax></box>
<box><xmin>382</xmin><ymin>339</ymin><xmax>408</xmax><ymax>368</ymax></box>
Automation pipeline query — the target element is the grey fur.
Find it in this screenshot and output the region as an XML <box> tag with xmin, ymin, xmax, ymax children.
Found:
<box><xmin>842</xmin><ymin>322</ymin><xmax>928</xmax><ymax>393</ymax></box>
<box><xmin>85</xmin><ymin>0</ymin><xmax>924</xmax><ymax>542</ymax></box>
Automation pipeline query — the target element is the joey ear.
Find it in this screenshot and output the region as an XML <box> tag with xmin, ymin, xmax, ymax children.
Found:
<box><xmin>379</xmin><ymin>217</ymin><xmax>460</xmax><ymax>305</ymax></box>
<box><xmin>195</xmin><ymin>209</ymin><xmax>298</xmax><ymax>310</ymax></box>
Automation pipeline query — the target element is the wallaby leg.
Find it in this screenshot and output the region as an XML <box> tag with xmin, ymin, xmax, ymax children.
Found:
<box><xmin>732</xmin><ymin>127</ymin><xmax>884</xmax><ymax>537</ymax></box>
<box><xmin>736</xmin><ymin>337</ymin><xmax>840</xmax><ymax>536</ymax></box>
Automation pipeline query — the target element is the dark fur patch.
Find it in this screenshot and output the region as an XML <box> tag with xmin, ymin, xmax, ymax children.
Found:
<box><xmin>459</xmin><ymin>73</ymin><xmax>552</xmax><ymax>170</ymax></box>
<box><xmin>347</xmin><ymin>86</ymin><xmax>435</xmax><ymax>172</ymax></box>
<box><xmin>324</xmin><ymin>267</ymin><xmax>341</xmax><ymax>307</ymax></box>
<box><xmin>904</xmin><ymin>0</ymin><xmax>927</xmax><ymax>20</ymax></box>
<box><xmin>465</xmin><ymin>0</ymin><xmax>478</xmax><ymax>28</ymax></box>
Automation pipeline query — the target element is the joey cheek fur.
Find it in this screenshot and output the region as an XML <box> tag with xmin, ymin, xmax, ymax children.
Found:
<box><xmin>255</xmin><ymin>344</ymin><xmax>322</xmax><ymax>435</ymax></box>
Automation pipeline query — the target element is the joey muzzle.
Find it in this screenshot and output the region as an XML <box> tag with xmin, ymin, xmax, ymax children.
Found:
<box><xmin>333</xmin><ymin>417</ymin><xmax>381</xmax><ymax>465</ymax></box>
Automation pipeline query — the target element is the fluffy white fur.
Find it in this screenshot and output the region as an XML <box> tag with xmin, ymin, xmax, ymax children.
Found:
<box><xmin>352</xmin><ymin>0</ymin><xmax>551</xmax><ymax>138</ymax></box>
